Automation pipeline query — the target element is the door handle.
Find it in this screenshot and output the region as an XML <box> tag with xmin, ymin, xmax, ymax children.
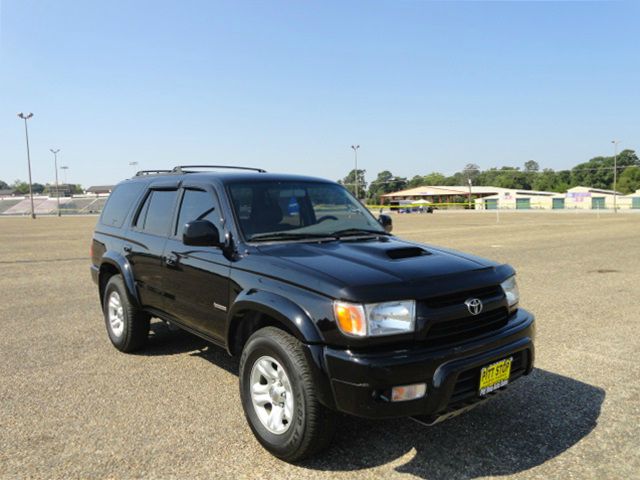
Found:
<box><xmin>164</xmin><ymin>253</ymin><xmax>179</xmax><ymax>267</ymax></box>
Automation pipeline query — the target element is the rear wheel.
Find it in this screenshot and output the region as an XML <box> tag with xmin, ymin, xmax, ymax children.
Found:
<box><xmin>239</xmin><ymin>327</ymin><xmax>337</xmax><ymax>462</ymax></box>
<box><xmin>103</xmin><ymin>275</ymin><xmax>150</xmax><ymax>352</ymax></box>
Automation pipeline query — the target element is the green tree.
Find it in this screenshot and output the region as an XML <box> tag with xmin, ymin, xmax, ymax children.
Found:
<box><xmin>617</xmin><ymin>167</ymin><xmax>640</xmax><ymax>194</ymax></box>
<box><xmin>0</xmin><ymin>180</ymin><xmax>8</xmax><ymax>190</ymax></box>
<box><xmin>406</xmin><ymin>172</ymin><xmax>447</xmax><ymax>188</ymax></box>
<box><xmin>523</xmin><ymin>160</ymin><xmax>539</xmax><ymax>189</ymax></box>
<box><xmin>443</xmin><ymin>172</ymin><xmax>464</xmax><ymax>186</ymax></box>
<box><xmin>524</xmin><ymin>160</ymin><xmax>539</xmax><ymax>172</ymax></box>
<box><xmin>531</xmin><ymin>168</ymin><xmax>568</xmax><ymax>192</ymax></box>
<box><xmin>12</xmin><ymin>180</ymin><xmax>29</xmax><ymax>194</ymax></box>
<box><xmin>339</xmin><ymin>169</ymin><xmax>367</xmax><ymax>198</ymax></box>
<box><xmin>422</xmin><ymin>172</ymin><xmax>447</xmax><ymax>185</ymax></box>
<box><xmin>462</xmin><ymin>163</ymin><xmax>480</xmax><ymax>182</ymax></box>
<box><xmin>407</xmin><ymin>175</ymin><xmax>425</xmax><ymax>188</ymax></box>
<box><xmin>476</xmin><ymin>167</ymin><xmax>530</xmax><ymax>189</ymax></box>
<box><xmin>571</xmin><ymin>149</ymin><xmax>639</xmax><ymax>190</ymax></box>
<box><xmin>368</xmin><ymin>171</ymin><xmax>407</xmax><ymax>203</ymax></box>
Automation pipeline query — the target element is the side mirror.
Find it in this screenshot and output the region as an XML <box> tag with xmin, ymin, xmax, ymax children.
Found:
<box><xmin>378</xmin><ymin>214</ymin><xmax>393</xmax><ymax>233</ymax></box>
<box><xmin>183</xmin><ymin>220</ymin><xmax>222</xmax><ymax>247</ymax></box>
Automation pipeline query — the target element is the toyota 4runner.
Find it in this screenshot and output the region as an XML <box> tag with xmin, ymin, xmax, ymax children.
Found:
<box><xmin>90</xmin><ymin>165</ymin><xmax>535</xmax><ymax>461</ymax></box>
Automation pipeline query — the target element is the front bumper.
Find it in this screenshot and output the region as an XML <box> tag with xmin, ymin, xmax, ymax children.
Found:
<box><xmin>323</xmin><ymin>308</ymin><xmax>535</xmax><ymax>421</ymax></box>
<box><xmin>90</xmin><ymin>264</ymin><xmax>99</xmax><ymax>285</ymax></box>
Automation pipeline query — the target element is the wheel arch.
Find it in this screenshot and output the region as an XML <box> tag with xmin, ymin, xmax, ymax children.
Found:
<box><xmin>98</xmin><ymin>252</ymin><xmax>140</xmax><ymax>307</ymax></box>
<box><xmin>226</xmin><ymin>290</ymin><xmax>323</xmax><ymax>356</ymax></box>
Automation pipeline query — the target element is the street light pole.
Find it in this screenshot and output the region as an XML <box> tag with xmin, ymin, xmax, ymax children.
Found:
<box><xmin>611</xmin><ymin>140</ymin><xmax>620</xmax><ymax>213</ymax></box>
<box><xmin>17</xmin><ymin>113</ymin><xmax>36</xmax><ymax>219</ymax></box>
<box><xmin>467</xmin><ymin>178</ymin><xmax>473</xmax><ymax>209</ymax></box>
<box><xmin>50</xmin><ymin>149</ymin><xmax>61</xmax><ymax>216</ymax></box>
<box><xmin>350</xmin><ymin>145</ymin><xmax>360</xmax><ymax>199</ymax></box>
<box><xmin>60</xmin><ymin>165</ymin><xmax>69</xmax><ymax>185</ymax></box>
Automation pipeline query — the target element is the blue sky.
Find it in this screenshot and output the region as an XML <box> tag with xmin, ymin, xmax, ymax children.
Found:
<box><xmin>1</xmin><ymin>0</ymin><xmax>639</xmax><ymax>187</ymax></box>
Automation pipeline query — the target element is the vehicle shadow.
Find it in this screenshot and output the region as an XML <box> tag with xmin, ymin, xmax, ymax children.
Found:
<box><xmin>139</xmin><ymin>327</ymin><xmax>604</xmax><ymax>478</ymax></box>
<box><xmin>301</xmin><ymin>369</ymin><xmax>604</xmax><ymax>479</ymax></box>
<box><xmin>141</xmin><ymin>321</ymin><xmax>240</xmax><ymax>375</ymax></box>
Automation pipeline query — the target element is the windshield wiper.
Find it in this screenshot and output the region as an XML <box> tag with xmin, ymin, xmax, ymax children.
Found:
<box><xmin>249</xmin><ymin>232</ymin><xmax>336</xmax><ymax>242</ymax></box>
<box><xmin>330</xmin><ymin>228</ymin><xmax>389</xmax><ymax>238</ymax></box>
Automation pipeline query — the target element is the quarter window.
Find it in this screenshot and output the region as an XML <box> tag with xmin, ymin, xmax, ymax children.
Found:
<box><xmin>100</xmin><ymin>182</ymin><xmax>145</xmax><ymax>227</ymax></box>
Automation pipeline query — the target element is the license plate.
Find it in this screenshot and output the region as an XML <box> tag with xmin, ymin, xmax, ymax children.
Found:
<box><xmin>479</xmin><ymin>357</ymin><xmax>512</xmax><ymax>396</ymax></box>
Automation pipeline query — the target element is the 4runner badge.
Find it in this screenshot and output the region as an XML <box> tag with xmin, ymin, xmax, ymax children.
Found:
<box><xmin>465</xmin><ymin>298</ymin><xmax>483</xmax><ymax>316</ymax></box>
<box><xmin>213</xmin><ymin>303</ymin><xmax>228</xmax><ymax>312</ymax></box>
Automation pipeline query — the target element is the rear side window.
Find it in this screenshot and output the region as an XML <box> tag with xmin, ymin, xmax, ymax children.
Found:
<box><xmin>100</xmin><ymin>182</ymin><xmax>145</xmax><ymax>227</ymax></box>
<box><xmin>136</xmin><ymin>190</ymin><xmax>178</xmax><ymax>236</ymax></box>
<box><xmin>175</xmin><ymin>189</ymin><xmax>222</xmax><ymax>236</ymax></box>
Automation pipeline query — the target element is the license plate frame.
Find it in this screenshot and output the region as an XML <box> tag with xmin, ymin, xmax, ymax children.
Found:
<box><xmin>479</xmin><ymin>356</ymin><xmax>513</xmax><ymax>396</ymax></box>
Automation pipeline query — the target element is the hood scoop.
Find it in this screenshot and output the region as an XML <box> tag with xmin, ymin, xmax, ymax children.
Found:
<box><xmin>386</xmin><ymin>246</ymin><xmax>430</xmax><ymax>260</ymax></box>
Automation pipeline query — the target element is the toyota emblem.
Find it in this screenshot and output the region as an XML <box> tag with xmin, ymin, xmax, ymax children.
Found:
<box><xmin>465</xmin><ymin>298</ymin><xmax>483</xmax><ymax>315</ymax></box>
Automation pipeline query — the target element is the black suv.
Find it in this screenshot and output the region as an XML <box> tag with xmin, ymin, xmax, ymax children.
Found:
<box><xmin>91</xmin><ymin>165</ymin><xmax>535</xmax><ymax>461</ymax></box>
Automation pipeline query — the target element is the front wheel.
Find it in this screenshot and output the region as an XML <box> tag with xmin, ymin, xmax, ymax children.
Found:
<box><xmin>239</xmin><ymin>327</ymin><xmax>337</xmax><ymax>462</ymax></box>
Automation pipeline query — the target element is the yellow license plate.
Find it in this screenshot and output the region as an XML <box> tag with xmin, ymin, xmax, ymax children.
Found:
<box><xmin>479</xmin><ymin>357</ymin><xmax>513</xmax><ymax>396</ymax></box>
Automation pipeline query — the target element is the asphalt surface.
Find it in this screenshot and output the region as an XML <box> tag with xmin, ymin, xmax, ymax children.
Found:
<box><xmin>1</xmin><ymin>211</ymin><xmax>638</xmax><ymax>479</ymax></box>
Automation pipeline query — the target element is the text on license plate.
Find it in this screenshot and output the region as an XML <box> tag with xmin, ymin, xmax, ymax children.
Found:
<box><xmin>479</xmin><ymin>357</ymin><xmax>512</xmax><ymax>396</ymax></box>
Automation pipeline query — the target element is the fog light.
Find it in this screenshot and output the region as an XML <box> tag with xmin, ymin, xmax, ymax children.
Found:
<box><xmin>391</xmin><ymin>383</ymin><xmax>427</xmax><ymax>402</ymax></box>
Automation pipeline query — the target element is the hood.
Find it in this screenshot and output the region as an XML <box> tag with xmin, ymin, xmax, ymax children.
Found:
<box><xmin>251</xmin><ymin>236</ymin><xmax>509</xmax><ymax>303</ymax></box>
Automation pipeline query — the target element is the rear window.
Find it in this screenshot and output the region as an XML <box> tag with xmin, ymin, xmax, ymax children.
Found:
<box><xmin>100</xmin><ymin>182</ymin><xmax>146</xmax><ymax>228</ymax></box>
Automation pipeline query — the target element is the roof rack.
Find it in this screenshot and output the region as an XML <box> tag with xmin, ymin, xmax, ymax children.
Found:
<box><xmin>134</xmin><ymin>169</ymin><xmax>173</xmax><ymax>177</ymax></box>
<box><xmin>172</xmin><ymin>165</ymin><xmax>267</xmax><ymax>174</ymax></box>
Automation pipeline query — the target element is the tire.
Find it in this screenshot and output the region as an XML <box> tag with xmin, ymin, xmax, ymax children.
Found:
<box><xmin>239</xmin><ymin>327</ymin><xmax>337</xmax><ymax>462</ymax></box>
<box><xmin>103</xmin><ymin>274</ymin><xmax>150</xmax><ymax>353</ymax></box>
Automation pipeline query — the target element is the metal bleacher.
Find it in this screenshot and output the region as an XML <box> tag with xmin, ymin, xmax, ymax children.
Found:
<box><xmin>0</xmin><ymin>196</ymin><xmax>108</xmax><ymax>215</ymax></box>
<box><xmin>0</xmin><ymin>199</ymin><xmax>23</xmax><ymax>214</ymax></box>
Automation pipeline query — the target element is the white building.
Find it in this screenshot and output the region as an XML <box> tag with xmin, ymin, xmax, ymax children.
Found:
<box><xmin>564</xmin><ymin>186</ymin><xmax>624</xmax><ymax>210</ymax></box>
<box><xmin>623</xmin><ymin>189</ymin><xmax>640</xmax><ymax>209</ymax></box>
<box><xmin>473</xmin><ymin>189</ymin><xmax>560</xmax><ymax>210</ymax></box>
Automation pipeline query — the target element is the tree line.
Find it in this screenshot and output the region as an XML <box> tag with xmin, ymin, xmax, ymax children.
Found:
<box><xmin>0</xmin><ymin>179</ymin><xmax>84</xmax><ymax>195</ymax></box>
<box><xmin>339</xmin><ymin>149</ymin><xmax>640</xmax><ymax>203</ymax></box>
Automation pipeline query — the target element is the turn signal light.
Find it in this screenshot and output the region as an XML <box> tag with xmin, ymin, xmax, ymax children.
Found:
<box><xmin>334</xmin><ymin>302</ymin><xmax>366</xmax><ymax>337</ymax></box>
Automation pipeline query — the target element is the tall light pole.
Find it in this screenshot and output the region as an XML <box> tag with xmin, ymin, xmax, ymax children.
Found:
<box><xmin>467</xmin><ymin>177</ymin><xmax>473</xmax><ymax>209</ymax></box>
<box><xmin>611</xmin><ymin>140</ymin><xmax>620</xmax><ymax>213</ymax></box>
<box><xmin>17</xmin><ymin>113</ymin><xmax>36</xmax><ymax>219</ymax></box>
<box><xmin>60</xmin><ymin>165</ymin><xmax>69</xmax><ymax>185</ymax></box>
<box><xmin>129</xmin><ymin>161</ymin><xmax>139</xmax><ymax>175</ymax></box>
<box><xmin>50</xmin><ymin>149</ymin><xmax>61</xmax><ymax>216</ymax></box>
<box><xmin>350</xmin><ymin>145</ymin><xmax>360</xmax><ymax>199</ymax></box>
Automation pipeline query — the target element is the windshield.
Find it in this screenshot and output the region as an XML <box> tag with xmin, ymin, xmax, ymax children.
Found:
<box><xmin>227</xmin><ymin>181</ymin><xmax>386</xmax><ymax>241</ymax></box>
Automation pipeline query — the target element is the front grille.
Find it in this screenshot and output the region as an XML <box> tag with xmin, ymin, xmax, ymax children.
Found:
<box><xmin>424</xmin><ymin>307</ymin><xmax>509</xmax><ymax>346</ymax></box>
<box><xmin>448</xmin><ymin>350</ymin><xmax>527</xmax><ymax>408</ymax></box>
<box><xmin>418</xmin><ymin>283</ymin><xmax>508</xmax><ymax>347</ymax></box>
<box><xmin>424</xmin><ymin>285</ymin><xmax>503</xmax><ymax>309</ymax></box>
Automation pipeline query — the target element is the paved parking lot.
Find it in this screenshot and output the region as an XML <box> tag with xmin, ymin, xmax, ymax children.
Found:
<box><xmin>1</xmin><ymin>211</ymin><xmax>638</xmax><ymax>479</ymax></box>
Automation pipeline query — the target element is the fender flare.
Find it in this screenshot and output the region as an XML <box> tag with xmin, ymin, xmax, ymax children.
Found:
<box><xmin>226</xmin><ymin>289</ymin><xmax>323</xmax><ymax>351</ymax></box>
<box><xmin>99</xmin><ymin>252</ymin><xmax>140</xmax><ymax>306</ymax></box>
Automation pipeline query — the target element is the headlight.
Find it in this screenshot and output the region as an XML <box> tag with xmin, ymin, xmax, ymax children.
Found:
<box><xmin>334</xmin><ymin>300</ymin><xmax>416</xmax><ymax>337</ymax></box>
<box><xmin>501</xmin><ymin>276</ymin><xmax>520</xmax><ymax>309</ymax></box>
